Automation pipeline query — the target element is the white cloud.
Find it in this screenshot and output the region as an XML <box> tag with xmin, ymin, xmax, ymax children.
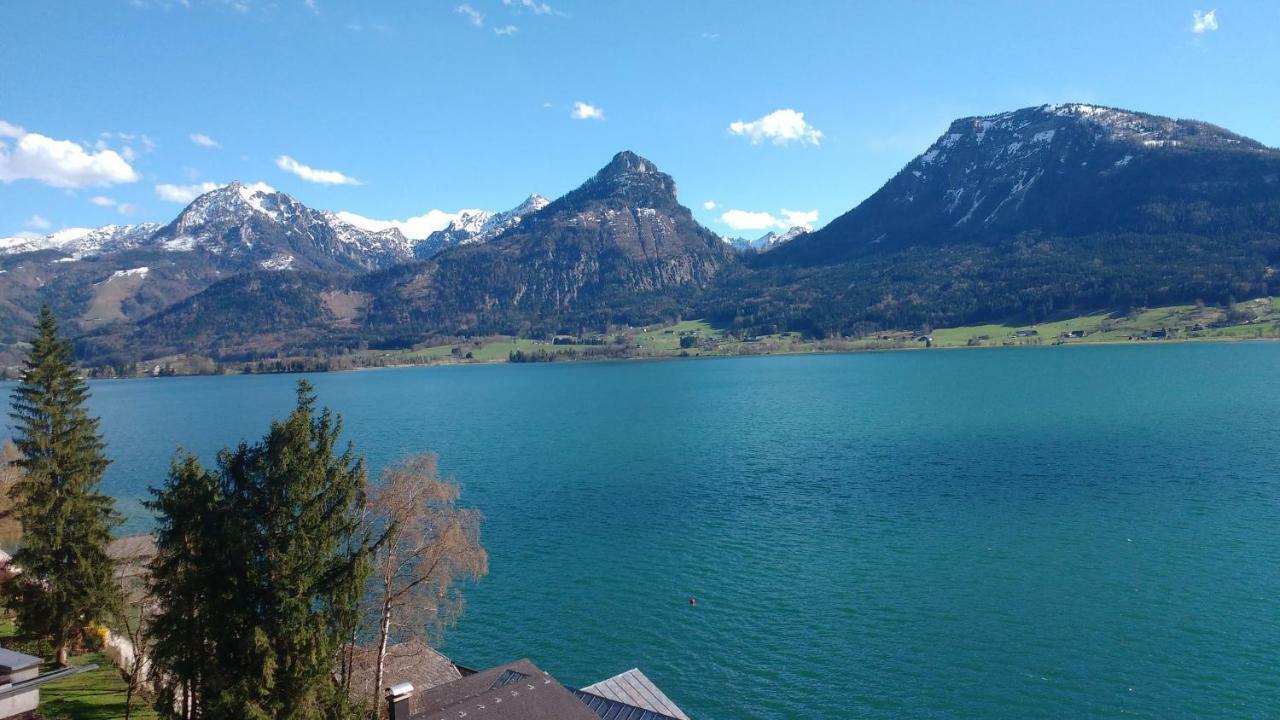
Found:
<box><xmin>719</xmin><ymin>207</ymin><xmax>819</xmax><ymax>231</ymax></box>
<box><xmin>719</xmin><ymin>209</ymin><xmax>780</xmax><ymax>232</ymax></box>
<box><xmin>728</xmin><ymin>109</ymin><xmax>824</xmax><ymax>146</ymax></box>
<box><xmin>90</xmin><ymin>196</ymin><xmax>117</xmax><ymax>206</ymax></box>
<box><xmin>304</xmin><ymin>0</ymin><xmax>318</xmax><ymax>13</ymax></box>
<box><xmin>0</xmin><ymin>123</ymin><xmax>140</xmax><ymax>188</ymax></box>
<box><xmin>780</xmin><ymin>208</ymin><xmax>819</xmax><ymax>229</ymax></box>
<box><xmin>275</xmin><ymin>155</ymin><xmax>362</xmax><ymax>185</ymax></box>
<box><xmin>155</xmin><ymin>181</ymin><xmax>220</xmax><ymax>203</ymax></box>
<box><xmin>503</xmin><ymin>0</ymin><xmax>552</xmax><ymax>14</ymax></box>
<box><xmin>493</xmin><ymin>24</ymin><xmax>518</xmax><ymax>35</ymax></box>
<box><xmin>117</xmin><ymin>203</ymin><xmax>138</xmax><ymax>216</ymax></box>
<box><xmin>700</xmin><ymin>32</ymin><xmax>719</xmax><ymax>40</ymax></box>
<box><xmin>571</xmin><ymin>101</ymin><xmax>605</xmax><ymax>120</ymax></box>
<box><xmin>334</xmin><ymin>209</ymin><xmax>465</xmax><ymax>241</ymax></box>
<box><xmin>703</xmin><ymin>200</ymin><xmax>717</xmax><ymax>210</ymax></box>
<box><xmin>456</xmin><ymin>3</ymin><xmax>483</xmax><ymax>27</ymax></box>
<box><xmin>189</xmin><ymin>132</ymin><xmax>221</xmax><ymax>149</ymax></box>
<box><xmin>1192</xmin><ymin>9</ymin><xmax>1218</xmax><ymax>33</ymax></box>
<box><xmin>25</xmin><ymin>214</ymin><xmax>51</xmax><ymax>230</ymax></box>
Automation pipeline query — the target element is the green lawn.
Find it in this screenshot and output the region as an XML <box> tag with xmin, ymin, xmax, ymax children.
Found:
<box><xmin>37</xmin><ymin>652</ymin><xmax>156</xmax><ymax>720</ymax></box>
<box><xmin>0</xmin><ymin>617</ymin><xmax>154</xmax><ymax>720</ymax></box>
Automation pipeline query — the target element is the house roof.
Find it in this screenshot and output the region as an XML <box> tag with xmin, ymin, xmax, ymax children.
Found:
<box><xmin>404</xmin><ymin>659</ymin><xmax>599</xmax><ymax>720</ymax></box>
<box><xmin>107</xmin><ymin>534</ymin><xmax>157</xmax><ymax>563</ymax></box>
<box><xmin>579</xmin><ymin>669</ymin><xmax>689</xmax><ymax>720</ymax></box>
<box><xmin>348</xmin><ymin>640</ymin><xmax>460</xmax><ymax>700</ymax></box>
<box><xmin>0</xmin><ymin>646</ymin><xmax>41</xmax><ymax>673</ymax></box>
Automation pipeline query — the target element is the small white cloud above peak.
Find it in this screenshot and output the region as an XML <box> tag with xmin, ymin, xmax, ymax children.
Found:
<box><xmin>703</xmin><ymin>200</ymin><xmax>717</xmax><ymax>210</ymax></box>
<box><xmin>190</xmin><ymin>133</ymin><xmax>221</xmax><ymax>149</ymax></box>
<box><xmin>334</xmin><ymin>209</ymin><xmax>462</xmax><ymax>241</ymax></box>
<box><xmin>90</xmin><ymin>196</ymin><xmax>117</xmax><ymax>207</ymax></box>
<box><xmin>780</xmin><ymin>208</ymin><xmax>818</xmax><ymax>229</ymax></box>
<box><xmin>719</xmin><ymin>207</ymin><xmax>819</xmax><ymax>231</ymax></box>
<box><xmin>0</xmin><ymin>120</ymin><xmax>140</xmax><ymax>188</ymax></box>
<box><xmin>572</xmin><ymin>102</ymin><xmax>605</xmax><ymax>121</ymax></box>
<box><xmin>25</xmin><ymin>214</ymin><xmax>51</xmax><ymax>230</ymax></box>
<box><xmin>728</xmin><ymin>109</ymin><xmax>824</xmax><ymax>146</ymax></box>
<box><xmin>1192</xmin><ymin>9</ymin><xmax>1218</xmax><ymax>33</ymax></box>
<box><xmin>275</xmin><ymin>155</ymin><xmax>362</xmax><ymax>185</ymax></box>
<box><xmin>456</xmin><ymin>3</ymin><xmax>484</xmax><ymax>27</ymax></box>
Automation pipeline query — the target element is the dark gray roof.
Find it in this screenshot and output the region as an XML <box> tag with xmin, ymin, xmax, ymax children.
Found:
<box><xmin>0</xmin><ymin>646</ymin><xmax>41</xmax><ymax>673</ymax></box>
<box><xmin>406</xmin><ymin>659</ymin><xmax>599</xmax><ymax>720</ymax></box>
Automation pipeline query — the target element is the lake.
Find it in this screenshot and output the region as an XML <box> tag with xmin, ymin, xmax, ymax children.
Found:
<box><xmin>11</xmin><ymin>343</ymin><xmax>1280</xmax><ymax>718</ymax></box>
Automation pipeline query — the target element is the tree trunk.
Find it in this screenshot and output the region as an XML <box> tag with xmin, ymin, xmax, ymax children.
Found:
<box><xmin>371</xmin><ymin>589</ymin><xmax>393</xmax><ymax>720</ymax></box>
<box><xmin>56</xmin><ymin>638</ymin><xmax>69</xmax><ymax>667</ymax></box>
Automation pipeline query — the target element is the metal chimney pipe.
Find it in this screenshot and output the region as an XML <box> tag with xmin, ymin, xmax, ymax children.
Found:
<box><xmin>386</xmin><ymin>682</ymin><xmax>414</xmax><ymax>720</ymax></box>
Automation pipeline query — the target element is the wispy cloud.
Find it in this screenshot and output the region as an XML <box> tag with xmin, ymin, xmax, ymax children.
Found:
<box><xmin>700</xmin><ymin>32</ymin><xmax>719</xmax><ymax>40</ymax></box>
<box><xmin>275</xmin><ymin>155</ymin><xmax>362</xmax><ymax>185</ymax></box>
<box><xmin>1191</xmin><ymin>9</ymin><xmax>1218</xmax><ymax>33</ymax></box>
<box><xmin>503</xmin><ymin>0</ymin><xmax>553</xmax><ymax>15</ymax></box>
<box><xmin>189</xmin><ymin>132</ymin><xmax>221</xmax><ymax>149</ymax></box>
<box><xmin>456</xmin><ymin>3</ymin><xmax>484</xmax><ymax>27</ymax></box>
<box><xmin>0</xmin><ymin>120</ymin><xmax>140</xmax><ymax>188</ymax></box>
<box><xmin>729</xmin><ymin>109</ymin><xmax>823</xmax><ymax>146</ymax></box>
<box><xmin>90</xmin><ymin>196</ymin><xmax>117</xmax><ymax>207</ymax></box>
<box><xmin>493</xmin><ymin>25</ymin><xmax>518</xmax><ymax>35</ymax></box>
<box><xmin>304</xmin><ymin>0</ymin><xmax>318</xmax><ymax>13</ymax></box>
<box><xmin>25</xmin><ymin>214</ymin><xmax>51</xmax><ymax>230</ymax></box>
<box><xmin>571</xmin><ymin>101</ymin><xmax>605</xmax><ymax>121</ymax></box>
<box><xmin>703</xmin><ymin>200</ymin><xmax>717</xmax><ymax>210</ymax></box>
<box><xmin>719</xmin><ymin>208</ymin><xmax>819</xmax><ymax>231</ymax></box>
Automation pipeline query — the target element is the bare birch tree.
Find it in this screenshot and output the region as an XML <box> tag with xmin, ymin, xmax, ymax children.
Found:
<box><xmin>365</xmin><ymin>455</ymin><xmax>487</xmax><ymax>718</ymax></box>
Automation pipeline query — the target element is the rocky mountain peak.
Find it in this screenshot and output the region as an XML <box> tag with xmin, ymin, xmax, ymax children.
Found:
<box><xmin>561</xmin><ymin>151</ymin><xmax>678</xmax><ymax>207</ymax></box>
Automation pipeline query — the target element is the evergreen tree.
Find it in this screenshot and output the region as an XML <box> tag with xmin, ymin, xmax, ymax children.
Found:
<box><xmin>3</xmin><ymin>306</ymin><xmax>119</xmax><ymax>665</ymax></box>
<box><xmin>148</xmin><ymin>381</ymin><xmax>371</xmax><ymax>720</ymax></box>
<box><xmin>146</xmin><ymin>453</ymin><xmax>225</xmax><ymax>720</ymax></box>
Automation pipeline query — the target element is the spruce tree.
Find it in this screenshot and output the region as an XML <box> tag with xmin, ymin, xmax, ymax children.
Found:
<box><xmin>4</xmin><ymin>306</ymin><xmax>119</xmax><ymax>665</ymax></box>
<box><xmin>148</xmin><ymin>380</ymin><xmax>371</xmax><ymax>720</ymax></box>
<box><xmin>146</xmin><ymin>453</ymin><xmax>225</xmax><ymax>720</ymax></box>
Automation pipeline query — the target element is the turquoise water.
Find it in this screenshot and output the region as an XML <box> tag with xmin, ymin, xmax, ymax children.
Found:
<box><xmin>12</xmin><ymin>344</ymin><xmax>1280</xmax><ymax>718</ymax></box>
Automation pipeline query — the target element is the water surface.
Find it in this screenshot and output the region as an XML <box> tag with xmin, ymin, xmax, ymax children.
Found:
<box><xmin>12</xmin><ymin>344</ymin><xmax>1280</xmax><ymax>718</ymax></box>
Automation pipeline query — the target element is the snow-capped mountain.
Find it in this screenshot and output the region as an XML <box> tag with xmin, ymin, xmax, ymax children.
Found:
<box><xmin>772</xmin><ymin>103</ymin><xmax>1280</xmax><ymax>266</ymax></box>
<box><xmin>725</xmin><ymin>226</ymin><xmax>810</xmax><ymax>253</ymax></box>
<box><xmin>0</xmin><ymin>223</ymin><xmax>162</xmax><ymax>259</ymax></box>
<box><xmin>149</xmin><ymin>181</ymin><xmax>412</xmax><ymax>271</ymax></box>
<box><xmin>414</xmin><ymin>194</ymin><xmax>550</xmax><ymax>259</ymax></box>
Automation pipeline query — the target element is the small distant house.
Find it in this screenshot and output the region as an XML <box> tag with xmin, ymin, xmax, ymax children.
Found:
<box><xmin>1014</xmin><ymin>329</ymin><xmax>1039</xmax><ymax>338</ymax></box>
<box><xmin>108</xmin><ymin>534</ymin><xmax>157</xmax><ymax>584</ymax></box>
<box><xmin>1150</xmin><ymin>328</ymin><xmax>1169</xmax><ymax>339</ymax></box>
<box><xmin>1067</xmin><ymin>330</ymin><xmax>1086</xmax><ymax>338</ymax></box>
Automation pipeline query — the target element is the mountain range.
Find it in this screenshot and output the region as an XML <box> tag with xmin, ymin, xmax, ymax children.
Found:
<box><xmin>2</xmin><ymin>102</ymin><xmax>1277</xmax><ymax>366</ymax></box>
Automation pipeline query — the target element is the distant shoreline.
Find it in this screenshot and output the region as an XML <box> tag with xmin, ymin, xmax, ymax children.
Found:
<box><xmin>80</xmin><ymin>333</ymin><xmax>1280</xmax><ymax>382</ymax></box>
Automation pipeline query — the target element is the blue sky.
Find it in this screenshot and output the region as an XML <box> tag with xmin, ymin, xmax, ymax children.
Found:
<box><xmin>1</xmin><ymin>1</ymin><xmax>1277</xmax><ymax>239</ymax></box>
